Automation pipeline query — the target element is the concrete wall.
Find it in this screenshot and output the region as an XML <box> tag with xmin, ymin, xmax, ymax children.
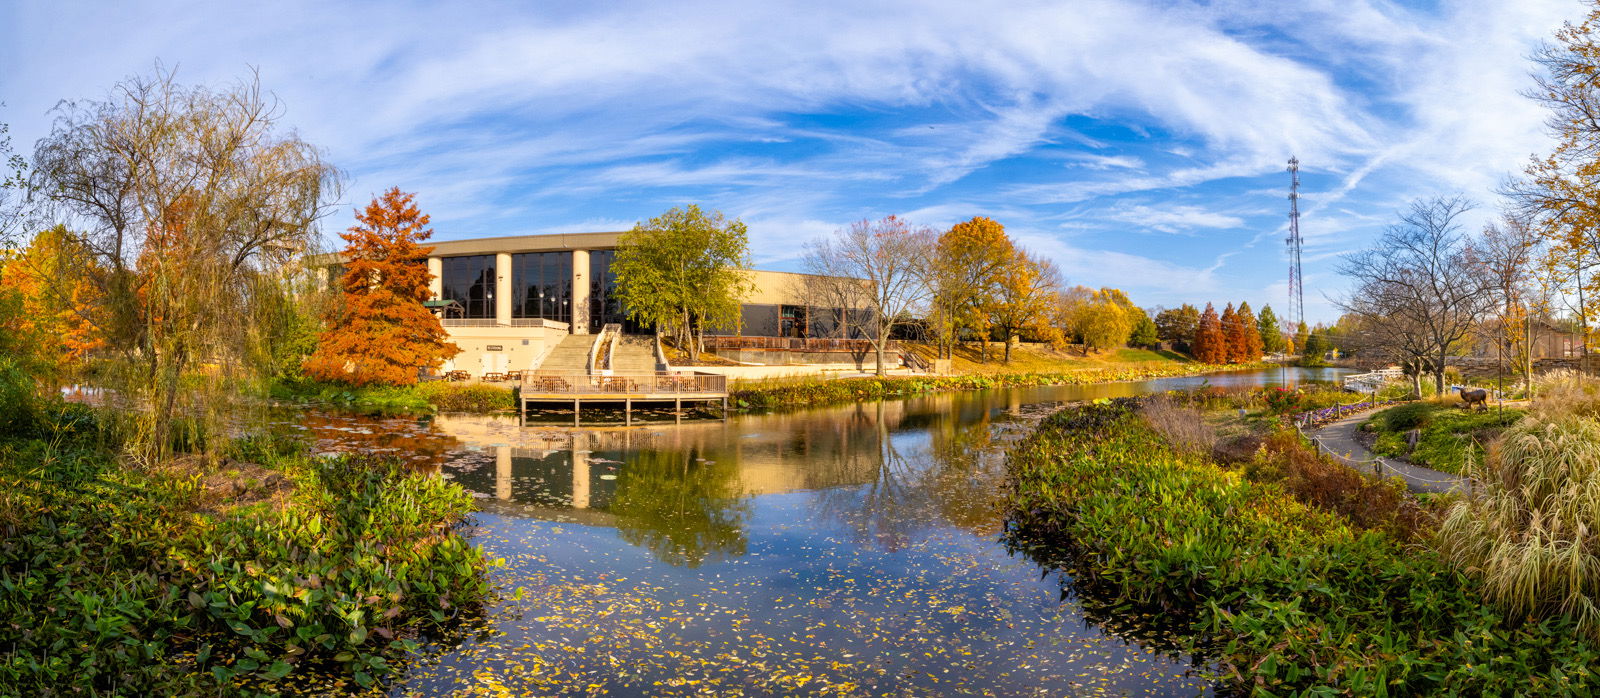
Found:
<box><xmin>441</xmin><ymin>323</ymin><xmax>566</xmax><ymax>374</ymax></box>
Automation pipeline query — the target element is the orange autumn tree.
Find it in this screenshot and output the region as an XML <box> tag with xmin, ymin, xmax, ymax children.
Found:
<box><xmin>1233</xmin><ymin>301</ymin><xmax>1264</xmax><ymax>362</ymax></box>
<box><xmin>1193</xmin><ymin>302</ymin><xmax>1226</xmax><ymax>364</ymax></box>
<box><xmin>0</xmin><ymin>226</ymin><xmax>105</xmax><ymax>373</ymax></box>
<box><xmin>304</xmin><ymin>188</ymin><xmax>457</xmax><ymax>385</ymax></box>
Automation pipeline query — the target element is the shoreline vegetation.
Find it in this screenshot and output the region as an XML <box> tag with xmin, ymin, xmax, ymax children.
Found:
<box><xmin>728</xmin><ymin>359</ymin><xmax>1274</xmax><ymax>411</ymax></box>
<box><xmin>267</xmin><ymin>348</ymin><xmax>1276</xmax><ymax>417</ymax></box>
<box><xmin>0</xmin><ymin>369</ymin><xmax>492</xmax><ymax>694</ymax></box>
<box><xmin>1004</xmin><ymin>389</ymin><xmax>1600</xmax><ymax>694</ymax></box>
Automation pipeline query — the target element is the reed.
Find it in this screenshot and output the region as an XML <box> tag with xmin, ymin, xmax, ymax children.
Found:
<box><xmin>1439</xmin><ymin>373</ymin><xmax>1600</xmax><ymax>641</ymax></box>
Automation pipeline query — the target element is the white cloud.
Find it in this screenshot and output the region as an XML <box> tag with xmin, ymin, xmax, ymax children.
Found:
<box><xmin>1107</xmin><ymin>204</ymin><xmax>1245</xmax><ymax>234</ymax></box>
<box><xmin>0</xmin><ymin>0</ymin><xmax>1580</xmax><ymax>323</ymax></box>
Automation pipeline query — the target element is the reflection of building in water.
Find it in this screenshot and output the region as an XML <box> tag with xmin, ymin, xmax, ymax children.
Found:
<box><xmin>436</xmin><ymin>390</ymin><xmax>1024</xmax><ymax>565</ymax></box>
<box><xmin>434</xmin><ymin>403</ymin><xmax>927</xmax><ymax>503</ymax></box>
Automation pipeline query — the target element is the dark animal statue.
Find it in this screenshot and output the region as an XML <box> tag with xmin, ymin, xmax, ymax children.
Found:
<box><xmin>1452</xmin><ymin>385</ymin><xmax>1489</xmax><ymax>411</ymax></box>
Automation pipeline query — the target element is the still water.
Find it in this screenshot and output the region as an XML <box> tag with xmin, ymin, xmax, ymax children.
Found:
<box><xmin>296</xmin><ymin>367</ymin><xmax>1350</xmax><ymax>696</ymax></box>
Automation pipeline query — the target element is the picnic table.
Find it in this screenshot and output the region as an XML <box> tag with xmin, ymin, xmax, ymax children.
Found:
<box><xmin>482</xmin><ymin>372</ymin><xmax>506</xmax><ymax>383</ymax></box>
<box><xmin>445</xmin><ymin>370</ymin><xmax>471</xmax><ymax>382</ymax></box>
<box><xmin>530</xmin><ymin>376</ymin><xmax>571</xmax><ymax>392</ymax></box>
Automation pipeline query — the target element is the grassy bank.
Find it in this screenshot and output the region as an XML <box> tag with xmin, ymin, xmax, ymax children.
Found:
<box><xmin>268</xmin><ymin>377</ymin><xmax>516</xmax><ymax>415</ymax></box>
<box><xmin>0</xmin><ymin>377</ymin><xmax>491</xmax><ymax>693</ymax></box>
<box><xmin>1362</xmin><ymin>400</ymin><xmax>1524</xmax><ymax>474</ymax></box>
<box><xmin>1005</xmin><ymin>401</ymin><xmax>1598</xmax><ymax>694</ymax></box>
<box><xmin>728</xmin><ymin>361</ymin><xmax>1270</xmax><ymax>411</ymax></box>
<box><xmin>904</xmin><ymin>341</ymin><xmax>1194</xmax><ymax>375</ymax></box>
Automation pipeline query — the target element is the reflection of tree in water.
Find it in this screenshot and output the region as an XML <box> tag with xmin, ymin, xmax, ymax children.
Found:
<box><xmin>289</xmin><ymin>411</ymin><xmax>461</xmax><ymax>473</ymax></box>
<box><xmin>812</xmin><ymin>398</ymin><xmax>1011</xmax><ymax>551</ymax></box>
<box><xmin>611</xmin><ymin>447</ymin><xmax>750</xmax><ymax>568</ymax></box>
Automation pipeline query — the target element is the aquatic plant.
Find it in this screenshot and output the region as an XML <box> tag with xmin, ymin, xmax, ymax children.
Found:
<box><xmin>1007</xmin><ymin>402</ymin><xmax>1600</xmax><ymax>694</ymax></box>
<box><xmin>0</xmin><ymin>403</ymin><xmax>489</xmax><ymax>693</ymax></box>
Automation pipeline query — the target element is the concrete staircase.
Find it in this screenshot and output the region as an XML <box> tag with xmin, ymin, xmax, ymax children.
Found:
<box><xmin>537</xmin><ymin>334</ymin><xmax>597</xmax><ymax>373</ymax></box>
<box><xmin>611</xmin><ymin>336</ymin><xmax>659</xmax><ymax>373</ymax></box>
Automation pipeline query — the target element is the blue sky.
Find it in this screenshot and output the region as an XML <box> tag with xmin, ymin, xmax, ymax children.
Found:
<box><xmin>0</xmin><ymin>0</ymin><xmax>1580</xmax><ymax>323</ymax></box>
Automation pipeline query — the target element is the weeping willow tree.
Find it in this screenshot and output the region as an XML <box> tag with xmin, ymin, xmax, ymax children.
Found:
<box><xmin>29</xmin><ymin>67</ymin><xmax>340</xmax><ymax>461</ymax></box>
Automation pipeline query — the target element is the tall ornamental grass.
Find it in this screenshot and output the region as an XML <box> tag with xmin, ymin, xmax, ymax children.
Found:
<box><xmin>1439</xmin><ymin>371</ymin><xmax>1600</xmax><ymax>639</ymax></box>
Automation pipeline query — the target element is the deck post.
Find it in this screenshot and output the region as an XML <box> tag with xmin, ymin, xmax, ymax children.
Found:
<box><xmin>721</xmin><ymin>397</ymin><xmax>728</xmax><ymax>421</ymax></box>
<box><xmin>573</xmin><ymin>398</ymin><xmax>581</xmax><ymax>427</ymax></box>
<box><xmin>625</xmin><ymin>398</ymin><xmax>632</xmax><ymax>426</ymax></box>
<box><xmin>675</xmin><ymin>397</ymin><xmax>682</xmax><ymax>424</ymax></box>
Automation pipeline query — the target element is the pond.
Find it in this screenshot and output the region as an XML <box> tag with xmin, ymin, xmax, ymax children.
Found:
<box><xmin>293</xmin><ymin>366</ymin><xmax>1351</xmax><ymax>696</ymax></box>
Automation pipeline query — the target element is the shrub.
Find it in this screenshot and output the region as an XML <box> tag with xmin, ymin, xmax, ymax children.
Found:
<box><xmin>412</xmin><ymin>381</ymin><xmax>516</xmax><ymax>412</ymax></box>
<box><xmin>268</xmin><ymin>377</ymin><xmax>514</xmax><ymax>414</ymax></box>
<box><xmin>1137</xmin><ymin>398</ymin><xmax>1215</xmax><ymax>456</ymax></box>
<box><xmin>1376</xmin><ymin>401</ymin><xmax>1441</xmax><ymax>432</ymax></box>
<box><xmin>1261</xmin><ymin>386</ymin><xmax>1302</xmax><ymax>413</ymax></box>
<box><xmin>0</xmin><ymin>357</ymin><xmax>37</xmax><ymax>437</ymax></box>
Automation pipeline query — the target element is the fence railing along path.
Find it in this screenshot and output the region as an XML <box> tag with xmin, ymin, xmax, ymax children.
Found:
<box><xmin>1297</xmin><ymin>408</ymin><xmax>1474</xmax><ymax>495</ymax></box>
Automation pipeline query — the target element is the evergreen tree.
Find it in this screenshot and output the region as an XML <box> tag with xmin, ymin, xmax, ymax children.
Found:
<box><xmin>1257</xmin><ymin>304</ymin><xmax>1286</xmax><ymax>354</ymax></box>
<box><xmin>1302</xmin><ymin>323</ymin><xmax>1330</xmax><ymax>364</ymax></box>
<box><xmin>1129</xmin><ymin>310</ymin><xmax>1159</xmax><ymax>348</ymax></box>
<box><xmin>305</xmin><ymin>188</ymin><xmax>459</xmax><ymax>386</ymax></box>
<box><xmin>1293</xmin><ymin>321</ymin><xmax>1310</xmax><ymax>356</ymax></box>
<box><xmin>1154</xmin><ymin>303</ymin><xmax>1199</xmax><ymax>351</ymax></box>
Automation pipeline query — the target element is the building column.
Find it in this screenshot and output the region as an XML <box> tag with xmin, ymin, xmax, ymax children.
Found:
<box><xmin>495</xmin><ymin>446</ymin><xmax>512</xmax><ymax>501</ymax></box>
<box><xmin>427</xmin><ymin>256</ymin><xmax>442</xmax><ymax>300</ymax></box>
<box><xmin>495</xmin><ymin>252</ymin><xmax>512</xmax><ymax>325</ymax></box>
<box><xmin>571</xmin><ymin>446</ymin><xmax>590</xmax><ymax>509</ymax></box>
<box><xmin>571</xmin><ymin>249</ymin><xmax>591</xmax><ymax>335</ymax></box>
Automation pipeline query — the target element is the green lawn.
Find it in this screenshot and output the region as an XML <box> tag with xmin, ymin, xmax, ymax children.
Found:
<box><xmin>1364</xmin><ymin>401</ymin><xmax>1524</xmax><ymax>475</ymax></box>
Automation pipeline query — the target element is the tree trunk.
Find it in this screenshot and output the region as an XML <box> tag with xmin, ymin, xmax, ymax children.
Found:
<box><xmin>874</xmin><ymin>335</ymin><xmax>886</xmax><ymax>375</ymax></box>
<box><xmin>1435</xmin><ymin>349</ymin><xmax>1448</xmax><ymax>396</ymax></box>
<box><xmin>1003</xmin><ymin>330</ymin><xmax>1012</xmax><ymax>363</ymax></box>
<box><xmin>1412</xmin><ymin>370</ymin><xmax>1423</xmax><ymax>400</ymax></box>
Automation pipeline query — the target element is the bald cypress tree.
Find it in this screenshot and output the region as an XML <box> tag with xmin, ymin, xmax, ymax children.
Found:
<box><xmin>1194</xmin><ymin>303</ymin><xmax>1226</xmax><ymax>364</ymax></box>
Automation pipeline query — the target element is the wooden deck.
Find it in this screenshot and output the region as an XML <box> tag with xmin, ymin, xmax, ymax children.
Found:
<box><xmin>519</xmin><ymin>371</ymin><xmax>729</xmax><ymax>426</ymax></box>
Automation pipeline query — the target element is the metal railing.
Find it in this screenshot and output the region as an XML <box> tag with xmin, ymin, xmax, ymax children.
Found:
<box><xmin>510</xmin><ymin>318</ymin><xmax>569</xmax><ymax>329</ymax></box>
<box><xmin>442</xmin><ymin>318</ymin><xmax>500</xmax><ymax>327</ymax></box>
<box><xmin>702</xmin><ymin>335</ymin><xmax>892</xmax><ymax>353</ymax></box>
<box><xmin>521</xmin><ymin>370</ymin><xmax>727</xmax><ymax>395</ymax></box>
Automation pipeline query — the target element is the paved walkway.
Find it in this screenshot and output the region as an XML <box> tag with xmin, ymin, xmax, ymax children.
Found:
<box><xmin>1311</xmin><ymin>412</ymin><xmax>1473</xmax><ymax>494</ymax></box>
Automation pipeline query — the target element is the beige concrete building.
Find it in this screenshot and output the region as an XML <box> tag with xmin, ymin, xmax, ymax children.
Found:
<box><xmin>377</xmin><ymin>232</ymin><xmax>870</xmax><ymax>375</ymax></box>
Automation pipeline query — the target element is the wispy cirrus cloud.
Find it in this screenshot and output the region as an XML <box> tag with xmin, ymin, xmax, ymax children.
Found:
<box><xmin>0</xmin><ymin>0</ymin><xmax>1579</xmax><ymax>319</ymax></box>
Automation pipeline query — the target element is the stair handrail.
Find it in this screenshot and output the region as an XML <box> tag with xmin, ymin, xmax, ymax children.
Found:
<box><xmin>603</xmin><ymin>323</ymin><xmax>620</xmax><ymax>372</ymax></box>
<box><xmin>587</xmin><ymin>323</ymin><xmax>622</xmax><ymax>375</ymax></box>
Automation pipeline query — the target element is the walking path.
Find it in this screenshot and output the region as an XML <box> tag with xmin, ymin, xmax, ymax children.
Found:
<box><xmin>1310</xmin><ymin>411</ymin><xmax>1473</xmax><ymax>494</ymax></box>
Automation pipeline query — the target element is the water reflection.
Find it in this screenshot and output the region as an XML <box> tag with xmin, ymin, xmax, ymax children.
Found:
<box><xmin>285</xmin><ymin>366</ymin><xmax>1347</xmax><ymax>694</ymax></box>
<box><xmin>612</xmin><ymin>448</ymin><xmax>750</xmax><ymax>568</ymax></box>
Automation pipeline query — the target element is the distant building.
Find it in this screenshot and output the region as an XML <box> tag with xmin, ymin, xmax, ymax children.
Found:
<box><xmin>1467</xmin><ymin>318</ymin><xmax>1586</xmax><ymax>361</ymax></box>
